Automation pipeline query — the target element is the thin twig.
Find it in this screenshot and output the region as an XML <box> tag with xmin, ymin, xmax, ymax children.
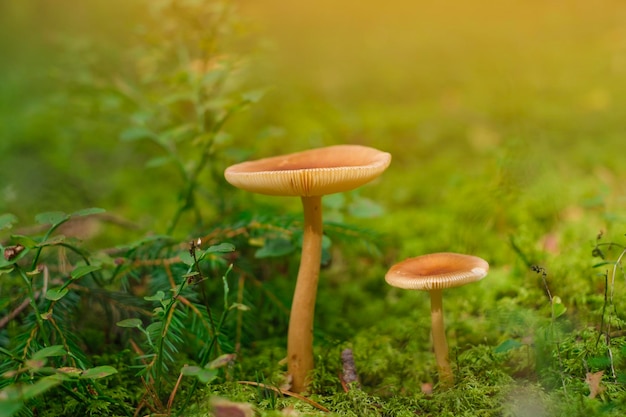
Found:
<box><xmin>607</xmin><ymin>343</ymin><xmax>618</xmax><ymax>382</ymax></box>
<box><xmin>532</xmin><ymin>265</ymin><xmax>567</xmax><ymax>393</ymax></box>
<box><xmin>164</xmin><ymin>262</ymin><xmax>177</xmax><ymax>291</ymax></box>
<box><xmin>609</xmin><ymin>247</ymin><xmax>626</xmax><ymax>304</ymax></box>
<box><xmin>0</xmin><ymin>296</ymin><xmax>35</xmax><ymax>329</ymax></box>
<box><xmin>235</xmin><ymin>274</ymin><xmax>245</xmax><ymax>355</ymax></box>
<box><xmin>167</xmin><ymin>369</ymin><xmax>185</xmax><ymax>415</ymax></box>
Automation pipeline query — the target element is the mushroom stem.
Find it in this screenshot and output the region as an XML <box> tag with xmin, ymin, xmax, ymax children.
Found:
<box><xmin>429</xmin><ymin>289</ymin><xmax>453</xmax><ymax>387</ymax></box>
<box><xmin>287</xmin><ymin>195</ymin><xmax>323</xmax><ymax>393</ymax></box>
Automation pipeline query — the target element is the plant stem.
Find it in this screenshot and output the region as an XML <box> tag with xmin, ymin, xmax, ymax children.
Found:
<box><xmin>430</xmin><ymin>289</ymin><xmax>453</xmax><ymax>388</ymax></box>
<box><xmin>287</xmin><ymin>195</ymin><xmax>323</xmax><ymax>393</ymax></box>
<box><xmin>178</xmin><ymin>268</ymin><xmax>233</xmax><ymax>416</ymax></box>
<box><xmin>166</xmin><ymin>96</ymin><xmax>240</xmax><ymax>235</ymax></box>
<box><xmin>17</xmin><ymin>267</ymin><xmax>50</xmax><ymax>347</ymax></box>
<box><xmin>31</xmin><ymin>217</ymin><xmax>70</xmax><ymax>270</ymax></box>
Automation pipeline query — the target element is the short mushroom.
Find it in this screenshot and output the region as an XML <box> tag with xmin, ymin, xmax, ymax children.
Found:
<box><xmin>225</xmin><ymin>144</ymin><xmax>391</xmax><ymax>393</ymax></box>
<box><xmin>385</xmin><ymin>252</ymin><xmax>489</xmax><ymax>388</ymax></box>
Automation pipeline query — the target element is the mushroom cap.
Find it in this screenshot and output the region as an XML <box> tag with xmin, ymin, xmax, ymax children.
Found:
<box><xmin>224</xmin><ymin>145</ymin><xmax>391</xmax><ymax>197</ymax></box>
<box><xmin>385</xmin><ymin>252</ymin><xmax>489</xmax><ymax>291</ymax></box>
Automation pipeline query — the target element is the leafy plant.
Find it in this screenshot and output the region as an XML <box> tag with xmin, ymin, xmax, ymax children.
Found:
<box><xmin>115</xmin><ymin>0</ymin><xmax>265</xmax><ymax>234</ymax></box>
<box><xmin>0</xmin><ymin>2</ymin><xmax>263</xmax><ymax>414</ymax></box>
<box><xmin>113</xmin><ymin>241</ymin><xmax>239</xmax><ymax>415</ymax></box>
<box><xmin>0</xmin><ymin>209</ymin><xmax>129</xmax><ymax>416</ymax></box>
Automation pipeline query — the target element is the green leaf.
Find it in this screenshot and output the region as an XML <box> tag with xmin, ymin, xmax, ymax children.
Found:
<box><xmin>0</xmin><ymin>396</ymin><xmax>22</xmax><ymax>417</ymax></box>
<box><xmin>214</xmin><ymin>131</ymin><xmax>231</xmax><ymax>145</ymax></box>
<box><xmin>0</xmin><ymin>214</ymin><xmax>18</xmax><ymax>231</ymax></box>
<box><xmin>35</xmin><ymin>211</ymin><xmax>67</xmax><ymax>226</ymax></box>
<box><xmin>241</xmin><ymin>89</ymin><xmax>266</xmax><ymax>104</ymax></box>
<box><xmin>204</xmin><ymin>243</ymin><xmax>236</xmax><ymax>254</ymax></box>
<box><xmin>145</xmin><ymin>291</ymin><xmax>166</xmax><ymax>302</ymax></box>
<box><xmin>181</xmin><ymin>365</ymin><xmax>201</xmax><ymax>376</ymax></box>
<box><xmin>229</xmin><ymin>303</ymin><xmax>250</xmax><ymax>312</ymax></box>
<box><xmin>26</xmin><ymin>267</ymin><xmax>42</xmax><ymax>276</ymax></box>
<box><xmin>255</xmin><ymin>237</ymin><xmax>293</xmax><ymax>258</ymax></box>
<box><xmin>24</xmin><ymin>359</ymin><xmax>47</xmax><ymax>371</ymax></box>
<box><xmin>162</xmin><ymin>92</ymin><xmax>195</xmax><ymax>107</ymax></box>
<box><xmin>70</xmin><ymin>207</ymin><xmax>106</xmax><ymax>218</ymax></box>
<box><xmin>494</xmin><ymin>339</ymin><xmax>523</xmax><ymax>354</ymax></box>
<box><xmin>201</xmin><ymin>66</ymin><xmax>227</xmax><ymax>86</ymax></box>
<box><xmin>208</xmin><ymin>353</ymin><xmax>236</xmax><ymax>369</ymax></box>
<box><xmin>80</xmin><ymin>366</ymin><xmax>117</xmax><ymax>379</ymax></box>
<box><xmin>10</xmin><ymin>235</ymin><xmax>38</xmax><ymax>249</ymax></box>
<box><xmin>32</xmin><ymin>345</ymin><xmax>67</xmax><ymax>360</ymax></box>
<box><xmin>197</xmin><ymin>368</ymin><xmax>218</xmax><ymax>384</ymax></box>
<box><xmin>0</xmin><ymin>267</ymin><xmax>14</xmax><ymax>276</ymax></box>
<box><xmin>161</xmin><ymin>123</ymin><xmax>196</xmax><ymax>142</ymax></box>
<box><xmin>89</xmin><ymin>252</ymin><xmax>117</xmax><ymax>268</ymax></box>
<box><xmin>181</xmin><ymin>365</ymin><xmax>218</xmax><ymax>383</ymax></box>
<box><xmin>57</xmin><ymin>367</ymin><xmax>83</xmax><ymax>378</ymax></box>
<box><xmin>116</xmin><ymin>318</ymin><xmax>143</xmax><ymax>329</ymax></box>
<box><xmin>146</xmin><ymin>322</ymin><xmax>163</xmax><ymax>336</ymax></box>
<box><xmin>120</xmin><ymin>127</ymin><xmax>155</xmax><ymax>142</ymax></box>
<box><xmin>191</xmin><ymin>132</ymin><xmax>214</xmax><ymax>147</ymax></box>
<box><xmin>20</xmin><ymin>376</ymin><xmax>62</xmax><ymax>400</ymax></box>
<box><xmin>71</xmin><ymin>265</ymin><xmax>101</xmax><ymax>280</ymax></box>
<box><xmin>552</xmin><ymin>296</ymin><xmax>567</xmax><ymax>318</ymax></box>
<box><xmin>45</xmin><ymin>288</ymin><xmax>68</xmax><ymax>301</ymax></box>
<box><xmin>145</xmin><ymin>156</ymin><xmax>172</xmax><ymax>168</ymax></box>
<box><xmin>179</xmin><ymin>251</ymin><xmax>195</xmax><ymax>265</ymax></box>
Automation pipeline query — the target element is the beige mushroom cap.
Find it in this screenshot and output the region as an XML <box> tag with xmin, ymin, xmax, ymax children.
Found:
<box><xmin>224</xmin><ymin>145</ymin><xmax>391</xmax><ymax>197</ymax></box>
<box><xmin>385</xmin><ymin>252</ymin><xmax>489</xmax><ymax>291</ymax></box>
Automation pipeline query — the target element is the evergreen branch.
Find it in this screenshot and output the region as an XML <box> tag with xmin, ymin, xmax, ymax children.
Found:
<box><xmin>47</xmin><ymin>315</ymin><xmax>78</xmax><ymax>368</ymax></box>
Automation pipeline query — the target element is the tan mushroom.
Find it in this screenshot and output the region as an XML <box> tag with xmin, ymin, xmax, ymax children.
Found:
<box><xmin>225</xmin><ymin>144</ymin><xmax>391</xmax><ymax>392</ymax></box>
<box><xmin>385</xmin><ymin>252</ymin><xmax>489</xmax><ymax>388</ymax></box>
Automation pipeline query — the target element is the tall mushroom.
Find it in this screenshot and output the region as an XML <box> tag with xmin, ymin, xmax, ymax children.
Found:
<box><xmin>224</xmin><ymin>144</ymin><xmax>391</xmax><ymax>393</ymax></box>
<box><xmin>385</xmin><ymin>252</ymin><xmax>489</xmax><ymax>388</ymax></box>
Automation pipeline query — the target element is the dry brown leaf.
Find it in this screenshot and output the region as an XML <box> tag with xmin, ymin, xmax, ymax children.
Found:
<box><xmin>585</xmin><ymin>371</ymin><xmax>605</xmax><ymax>399</ymax></box>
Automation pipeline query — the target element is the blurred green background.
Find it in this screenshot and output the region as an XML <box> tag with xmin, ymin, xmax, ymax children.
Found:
<box><xmin>1</xmin><ymin>0</ymin><xmax>625</xmax><ymax>261</ymax></box>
